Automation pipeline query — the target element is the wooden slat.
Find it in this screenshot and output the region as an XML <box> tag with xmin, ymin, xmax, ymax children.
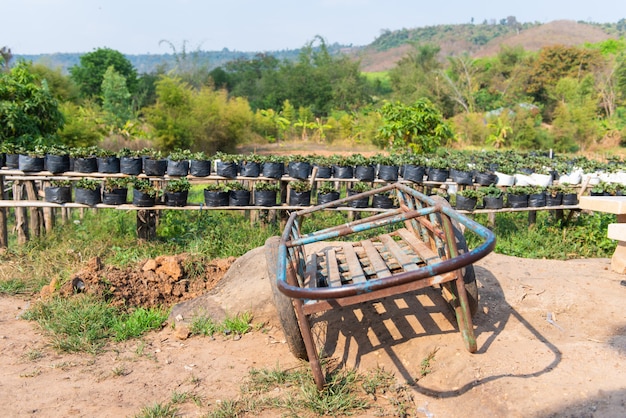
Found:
<box><xmin>397</xmin><ymin>228</ymin><xmax>442</xmax><ymax>265</ymax></box>
<box><xmin>325</xmin><ymin>248</ymin><xmax>342</xmax><ymax>287</ymax></box>
<box><xmin>341</xmin><ymin>243</ymin><xmax>366</xmax><ymax>284</ymax></box>
<box><xmin>305</xmin><ymin>253</ymin><xmax>318</xmax><ymax>288</ymax></box>
<box><xmin>378</xmin><ymin>234</ymin><xmax>419</xmax><ymax>272</ymax></box>
<box><xmin>361</xmin><ymin>239</ymin><xmax>392</xmax><ymax>278</ymax></box>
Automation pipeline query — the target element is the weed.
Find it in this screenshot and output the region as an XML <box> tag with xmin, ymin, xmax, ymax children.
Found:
<box><xmin>419</xmin><ymin>347</ymin><xmax>439</xmax><ymax>377</ymax></box>
<box><xmin>299</xmin><ymin>368</ymin><xmax>369</xmax><ymax>416</ymax></box>
<box><xmin>189</xmin><ymin>311</ymin><xmax>253</xmax><ymax>337</ymax></box>
<box><xmin>170</xmin><ymin>391</ymin><xmax>188</xmax><ymax>404</ymax></box>
<box><xmin>20</xmin><ymin>369</ymin><xmax>42</xmax><ymax>378</ymax></box>
<box><xmin>23</xmin><ymin>349</ymin><xmax>44</xmax><ymax>361</ymax></box>
<box><xmin>111</xmin><ymin>365</ymin><xmax>129</xmax><ymax>377</ymax></box>
<box><xmin>189</xmin><ymin>374</ymin><xmax>202</xmax><ymax>385</ymax></box>
<box><xmin>134</xmin><ymin>402</ymin><xmax>178</xmax><ymax>418</ymax></box>
<box><xmin>362</xmin><ymin>366</ymin><xmax>395</xmax><ymax>397</ymax></box>
<box><xmin>0</xmin><ymin>278</ymin><xmax>27</xmax><ymax>295</ymax></box>
<box><xmin>222</xmin><ymin>312</ymin><xmax>253</xmax><ymax>335</ymax></box>
<box><xmin>111</xmin><ymin>307</ymin><xmax>168</xmax><ymax>341</ymax></box>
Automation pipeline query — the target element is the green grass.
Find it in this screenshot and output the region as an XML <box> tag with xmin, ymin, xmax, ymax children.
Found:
<box><xmin>189</xmin><ymin>311</ymin><xmax>253</xmax><ymax>337</ymax></box>
<box><xmin>111</xmin><ymin>307</ymin><xmax>168</xmax><ymax>341</ymax></box>
<box><xmin>134</xmin><ymin>402</ymin><xmax>178</xmax><ymax>418</ymax></box>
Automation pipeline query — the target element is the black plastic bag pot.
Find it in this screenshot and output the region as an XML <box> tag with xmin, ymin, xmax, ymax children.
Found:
<box><xmin>18</xmin><ymin>155</ymin><xmax>45</xmax><ymax>172</ymax></box>
<box><xmin>167</xmin><ymin>160</ymin><xmax>189</xmax><ymax>176</ymax></box>
<box><xmin>378</xmin><ymin>165</ymin><xmax>399</xmax><ymax>182</ymax></box>
<box><xmin>507</xmin><ymin>193</ymin><xmax>528</xmax><ymax>208</ymax></box>
<box><xmin>229</xmin><ymin>190</ymin><xmax>250</xmax><ymax>206</ymax></box>
<box><xmin>347</xmin><ymin>189</ymin><xmax>369</xmax><ymax>208</ymax></box>
<box><xmin>372</xmin><ymin>193</ymin><xmax>395</xmax><ymax>209</ymax></box>
<box><xmin>314</xmin><ymin>165</ymin><xmax>332</xmax><ymax>179</ymax></box>
<box><xmin>333</xmin><ymin>165</ymin><xmax>353</xmax><ymax>179</ymax></box>
<box><xmin>45</xmin><ymin>186</ymin><xmax>72</xmax><ymax>204</ymax></box>
<box><xmin>474</xmin><ymin>172</ymin><xmax>498</xmax><ymax>186</ymax></box>
<box><xmin>102</xmin><ymin>188</ymin><xmax>128</xmax><ymax>205</ymax></box>
<box><xmin>451</xmin><ymin>169</ymin><xmax>473</xmax><ymax>186</ymax></box>
<box><xmin>262</xmin><ymin>162</ymin><xmax>284</xmax><ymax>179</ymax></box>
<box><xmin>562</xmin><ymin>193</ymin><xmax>579</xmax><ymax>206</ymax></box>
<box><xmin>455</xmin><ymin>195</ymin><xmax>477</xmax><ymax>211</ymax></box>
<box><xmin>165</xmin><ymin>191</ymin><xmax>188</xmax><ymax>207</ymax></box>
<box><xmin>97</xmin><ymin>156</ymin><xmax>120</xmax><ymax>173</ymax></box>
<box><xmin>289</xmin><ymin>190</ymin><xmax>311</xmax><ymax>206</ymax></box>
<box><xmin>5</xmin><ymin>154</ymin><xmax>19</xmax><ymax>169</ymax></box>
<box><xmin>45</xmin><ymin>154</ymin><xmax>70</xmax><ymax>174</ymax></box>
<box><xmin>288</xmin><ymin>161</ymin><xmax>312</xmax><ymax>180</ymax></box>
<box><xmin>355</xmin><ymin>165</ymin><xmax>375</xmax><ymax>181</ymax></box>
<box><xmin>427</xmin><ymin>168</ymin><xmax>449</xmax><ymax>183</ymax></box>
<box><xmin>317</xmin><ymin>191</ymin><xmax>340</xmax><ymax>205</ymax></box>
<box><xmin>402</xmin><ymin>165</ymin><xmax>426</xmax><ymax>183</ymax></box>
<box><xmin>483</xmin><ymin>195</ymin><xmax>504</xmax><ymax>209</ymax></box>
<box><xmin>132</xmin><ymin>189</ymin><xmax>156</xmax><ymax>207</ymax></box>
<box><xmin>528</xmin><ymin>192</ymin><xmax>546</xmax><ymax>207</ymax></box>
<box><xmin>190</xmin><ymin>160</ymin><xmax>212</xmax><ymax>177</ymax></box>
<box><xmin>546</xmin><ymin>193</ymin><xmax>563</xmax><ymax>206</ymax></box>
<box><xmin>75</xmin><ymin>187</ymin><xmax>101</xmax><ymax>206</ymax></box>
<box><xmin>204</xmin><ymin>190</ymin><xmax>229</xmax><ymax>207</ymax></box>
<box><xmin>216</xmin><ymin>161</ymin><xmax>238</xmax><ymax>178</ymax></box>
<box><xmin>143</xmin><ymin>158</ymin><xmax>167</xmax><ymax>176</ymax></box>
<box><xmin>254</xmin><ymin>190</ymin><xmax>277</xmax><ymax>206</ymax></box>
<box><xmin>240</xmin><ymin>161</ymin><xmax>261</xmax><ymax>177</ymax></box>
<box><xmin>0</xmin><ymin>153</ymin><xmax>5</xmax><ymax>168</ymax></box>
<box><xmin>120</xmin><ymin>157</ymin><xmax>142</xmax><ymax>175</ymax></box>
<box><xmin>74</xmin><ymin>157</ymin><xmax>98</xmax><ymax>173</ymax></box>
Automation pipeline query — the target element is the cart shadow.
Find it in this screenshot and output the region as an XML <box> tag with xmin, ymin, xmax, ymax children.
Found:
<box><xmin>310</xmin><ymin>264</ymin><xmax>562</xmax><ymax>397</ymax></box>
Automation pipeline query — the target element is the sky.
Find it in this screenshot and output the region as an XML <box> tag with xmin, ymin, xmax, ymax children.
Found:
<box><xmin>3</xmin><ymin>0</ymin><xmax>626</xmax><ymax>55</ymax></box>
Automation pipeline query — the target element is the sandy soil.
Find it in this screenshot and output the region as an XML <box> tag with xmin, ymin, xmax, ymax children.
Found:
<box><xmin>1</xmin><ymin>245</ymin><xmax>625</xmax><ymax>417</ymax></box>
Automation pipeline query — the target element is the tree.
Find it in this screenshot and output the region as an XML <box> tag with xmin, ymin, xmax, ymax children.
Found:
<box><xmin>0</xmin><ymin>62</ymin><xmax>64</xmax><ymax>144</ymax></box>
<box><xmin>101</xmin><ymin>66</ymin><xmax>132</xmax><ymax>129</ymax></box>
<box><xmin>70</xmin><ymin>47</ymin><xmax>137</xmax><ymax>101</ymax></box>
<box><xmin>375</xmin><ymin>99</ymin><xmax>453</xmax><ymax>152</ymax></box>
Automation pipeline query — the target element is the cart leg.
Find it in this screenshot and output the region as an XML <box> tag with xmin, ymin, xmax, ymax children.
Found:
<box><xmin>293</xmin><ymin>298</ymin><xmax>325</xmax><ymax>390</ymax></box>
<box><xmin>454</xmin><ymin>271</ymin><xmax>477</xmax><ymax>352</ymax></box>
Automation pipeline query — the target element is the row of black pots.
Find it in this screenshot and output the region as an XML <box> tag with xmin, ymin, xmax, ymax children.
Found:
<box><xmin>44</xmin><ymin>185</ymin><xmax>189</xmax><ymax>207</ymax></box>
<box><xmin>455</xmin><ymin>192</ymin><xmax>579</xmax><ymax>211</ymax></box>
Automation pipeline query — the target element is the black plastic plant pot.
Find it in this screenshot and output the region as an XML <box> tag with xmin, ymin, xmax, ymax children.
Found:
<box><xmin>167</xmin><ymin>160</ymin><xmax>189</xmax><ymax>177</ymax></box>
<box><xmin>528</xmin><ymin>192</ymin><xmax>546</xmax><ymax>207</ymax></box>
<box><xmin>562</xmin><ymin>193</ymin><xmax>579</xmax><ymax>206</ymax></box>
<box><xmin>18</xmin><ymin>155</ymin><xmax>45</xmax><ymax>172</ymax></box>
<box><xmin>288</xmin><ymin>161</ymin><xmax>312</xmax><ymax>180</ymax></box>
<box><xmin>44</xmin><ymin>186</ymin><xmax>72</xmax><ymax>204</ymax></box>
<box><xmin>74</xmin><ymin>157</ymin><xmax>98</xmax><ymax>173</ymax></box>
<box><xmin>355</xmin><ymin>165</ymin><xmax>375</xmax><ymax>182</ymax></box>
<box><xmin>204</xmin><ymin>190</ymin><xmax>229</xmax><ymax>207</ymax></box>
<box><xmin>402</xmin><ymin>165</ymin><xmax>426</xmax><ymax>183</ymax></box>
<box><xmin>165</xmin><ymin>191</ymin><xmax>188</xmax><ymax>207</ymax></box>
<box><xmin>143</xmin><ymin>159</ymin><xmax>167</xmax><ymax>176</ymax></box>
<box><xmin>240</xmin><ymin>161</ymin><xmax>261</xmax><ymax>177</ymax></box>
<box><xmin>45</xmin><ymin>154</ymin><xmax>70</xmax><ymax>174</ymax></box>
<box><xmin>451</xmin><ymin>169</ymin><xmax>473</xmax><ymax>186</ymax></box>
<box><xmin>372</xmin><ymin>194</ymin><xmax>395</xmax><ymax>209</ymax></box>
<box><xmin>5</xmin><ymin>154</ymin><xmax>19</xmax><ymax>169</ymax></box>
<box><xmin>97</xmin><ymin>156</ymin><xmax>120</xmax><ymax>174</ymax></box>
<box><xmin>546</xmin><ymin>193</ymin><xmax>563</xmax><ymax>207</ymax></box>
<box><xmin>216</xmin><ymin>161</ymin><xmax>239</xmax><ymax>178</ymax></box>
<box><xmin>102</xmin><ymin>188</ymin><xmax>128</xmax><ymax>205</ymax></box>
<box><xmin>132</xmin><ymin>189</ymin><xmax>156</xmax><ymax>207</ymax></box>
<box><xmin>254</xmin><ymin>190</ymin><xmax>277</xmax><ymax>206</ymax></box>
<box><xmin>455</xmin><ymin>195</ymin><xmax>477</xmax><ymax>211</ymax></box>
<box><xmin>262</xmin><ymin>162</ymin><xmax>284</xmax><ymax>179</ymax></box>
<box><xmin>289</xmin><ymin>190</ymin><xmax>311</xmax><ymax>206</ymax></box>
<box><xmin>0</xmin><ymin>153</ymin><xmax>5</xmax><ymax>168</ymax></box>
<box><xmin>120</xmin><ymin>157</ymin><xmax>142</xmax><ymax>175</ymax></box>
<box><xmin>315</xmin><ymin>165</ymin><xmax>332</xmax><ymax>179</ymax></box>
<box><xmin>333</xmin><ymin>165</ymin><xmax>354</xmax><ymax>179</ymax></box>
<box><xmin>507</xmin><ymin>193</ymin><xmax>529</xmax><ymax>208</ymax></box>
<box><xmin>317</xmin><ymin>191</ymin><xmax>340</xmax><ymax>205</ymax></box>
<box><xmin>427</xmin><ymin>168</ymin><xmax>449</xmax><ymax>183</ymax></box>
<box><xmin>378</xmin><ymin>165</ymin><xmax>399</xmax><ymax>182</ymax></box>
<box><xmin>483</xmin><ymin>195</ymin><xmax>504</xmax><ymax>209</ymax></box>
<box><xmin>474</xmin><ymin>172</ymin><xmax>498</xmax><ymax>186</ymax></box>
<box><xmin>347</xmin><ymin>189</ymin><xmax>369</xmax><ymax>208</ymax></box>
<box><xmin>75</xmin><ymin>187</ymin><xmax>101</xmax><ymax>206</ymax></box>
<box><xmin>229</xmin><ymin>190</ymin><xmax>250</xmax><ymax>206</ymax></box>
<box><xmin>190</xmin><ymin>160</ymin><xmax>212</xmax><ymax>177</ymax></box>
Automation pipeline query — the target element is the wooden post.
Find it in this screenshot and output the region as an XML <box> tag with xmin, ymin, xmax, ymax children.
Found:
<box><xmin>13</xmin><ymin>181</ymin><xmax>28</xmax><ymax>244</ymax></box>
<box><xmin>137</xmin><ymin>209</ymin><xmax>157</xmax><ymax>240</ymax></box>
<box><xmin>24</xmin><ymin>181</ymin><xmax>42</xmax><ymax>238</ymax></box>
<box><xmin>528</xmin><ymin>210</ymin><xmax>537</xmax><ymax>227</ymax></box>
<box><xmin>487</xmin><ymin>212</ymin><xmax>496</xmax><ymax>229</ymax></box>
<box><xmin>0</xmin><ymin>174</ymin><xmax>7</xmax><ymax>249</ymax></box>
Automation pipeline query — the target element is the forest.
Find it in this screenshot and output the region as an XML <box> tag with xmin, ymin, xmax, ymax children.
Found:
<box><xmin>2</xmin><ymin>18</ymin><xmax>626</xmax><ymax>157</ymax></box>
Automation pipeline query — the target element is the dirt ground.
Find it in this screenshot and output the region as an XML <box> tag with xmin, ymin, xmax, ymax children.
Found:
<box><xmin>1</xmin><ymin>244</ymin><xmax>625</xmax><ymax>417</ymax></box>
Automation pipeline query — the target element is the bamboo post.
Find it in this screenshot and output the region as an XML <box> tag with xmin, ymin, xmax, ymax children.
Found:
<box><xmin>0</xmin><ymin>174</ymin><xmax>7</xmax><ymax>249</ymax></box>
